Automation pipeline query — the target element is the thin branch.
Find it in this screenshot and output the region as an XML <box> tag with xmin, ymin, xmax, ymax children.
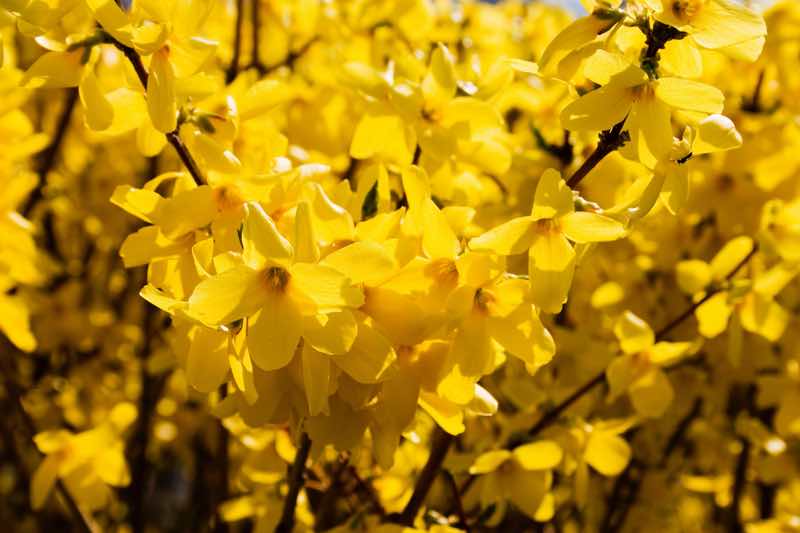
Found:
<box><xmin>742</xmin><ymin>69</ymin><xmax>766</xmax><ymax>113</ymax></box>
<box><xmin>389</xmin><ymin>427</ymin><xmax>455</xmax><ymax>526</ymax></box>
<box><xmin>527</xmin><ymin>372</ymin><xmax>606</xmax><ymax>437</ymax></box>
<box><xmin>443</xmin><ymin>470</ymin><xmax>468</xmax><ymax>530</ymax></box>
<box><xmin>565</xmin><ymin>119</ymin><xmax>628</xmax><ymax>189</ymax></box>
<box><xmin>605</xmin><ymin>399</ymin><xmax>703</xmax><ymax>532</ymax></box>
<box><xmin>349</xmin><ymin>466</ymin><xmax>387</xmax><ymax>518</ymax></box>
<box><xmin>22</xmin><ymin>87</ymin><xmax>78</xmax><ymax>217</ymax></box>
<box><xmin>655</xmin><ymin>243</ymin><xmax>758</xmax><ymax>341</ymax></box>
<box><xmin>109</xmin><ymin>39</ymin><xmax>205</xmax><ymax>186</ymax></box>
<box><xmin>275</xmin><ymin>432</ymin><xmax>312</xmax><ymax>533</ymax></box>
<box><xmin>225</xmin><ymin>0</ymin><xmax>245</xmax><ymax>84</ymax></box>
<box><xmin>524</xmin><ymin>243</ymin><xmax>758</xmax><ymax>439</ymax></box>
<box><xmin>248</xmin><ymin>0</ymin><xmax>266</xmax><ymax>74</ymax></box>
<box><xmin>0</xmin><ymin>344</ymin><xmax>96</xmax><ymax>533</ymax></box>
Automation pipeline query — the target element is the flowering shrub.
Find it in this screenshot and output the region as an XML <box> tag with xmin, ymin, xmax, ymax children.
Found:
<box><xmin>1</xmin><ymin>0</ymin><xmax>799</xmax><ymax>531</ymax></box>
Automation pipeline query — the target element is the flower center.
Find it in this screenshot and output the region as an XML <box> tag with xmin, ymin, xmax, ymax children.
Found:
<box><xmin>671</xmin><ymin>0</ymin><xmax>705</xmax><ymax>23</ymax></box>
<box><xmin>474</xmin><ymin>288</ymin><xmax>495</xmax><ymax>313</ymax></box>
<box><xmin>264</xmin><ymin>266</ymin><xmax>290</xmax><ymax>293</ymax></box>
<box><xmin>213</xmin><ymin>186</ymin><xmax>244</xmax><ymax>213</ymax></box>
<box><xmin>426</xmin><ymin>258</ymin><xmax>459</xmax><ymax>287</ymax></box>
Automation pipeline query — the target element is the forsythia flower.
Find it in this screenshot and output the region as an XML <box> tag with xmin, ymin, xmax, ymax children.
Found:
<box><xmin>470</xmin><ymin>168</ymin><xmax>626</xmax><ymax>312</ymax></box>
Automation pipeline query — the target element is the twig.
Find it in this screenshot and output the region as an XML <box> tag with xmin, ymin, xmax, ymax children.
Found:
<box><xmin>655</xmin><ymin>243</ymin><xmax>758</xmax><ymax>341</ymax></box>
<box><xmin>214</xmin><ymin>385</ymin><xmax>230</xmax><ymax>533</ymax></box>
<box><xmin>565</xmin><ymin>119</ymin><xmax>628</xmax><ymax>189</ymax></box>
<box><xmin>22</xmin><ymin>88</ymin><xmax>78</xmax><ymax>217</ymax></box>
<box><xmin>109</xmin><ymin>40</ymin><xmax>205</xmax><ymax>186</ymax></box>
<box><xmin>527</xmin><ymin>372</ymin><xmax>606</xmax><ymax>437</ymax></box>
<box><xmin>443</xmin><ymin>470</ymin><xmax>468</xmax><ymax>530</ymax></box>
<box><xmin>225</xmin><ymin>0</ymin><xmax>245</xmax><ymax>84</ymax></box>
<box><xmin>524</xmin><ymin>243</ymin><xmax>757</xmax><ymax>439</ymax></box>
<box><xmin>0</xmin><ymin>343</ymin><xmax>96</xmax><ymax>533</ymax></box>
<box><xmin>742</xmin><ymin>70</ymin><xmax>766</xmax><ymax>113</ymax></box>
<box><xmin>605</xmin><ymin>399</ymin><xmax>703</xmax><ymax>532</ymax></box>
<box><xmin>275</xmin><ymin>432</ymin><xmax>312</xmax><ymax>533</ymax></box>
<box><xmin>313</xmin><ymin>454</ymin><xmax>350</xmax><ymax>530</ymax></box>
<box><xmin>248</xmin><ymin>0</ymin><xmax>266</xmax><ymax>74</ymax></box>
<box><xmin>389</xmin><ymin>427</ymin><xmax>455</xmax><ymax>526</ymax></box>
<box><xmin>349</xmin><ymin>466</ymin><xmax>387</xmax><ymax>518</ymax></box>
<box><xmin>125</xmin><ymin>305</ymin><xmax>167</xmax><ymax>533</ymax></box>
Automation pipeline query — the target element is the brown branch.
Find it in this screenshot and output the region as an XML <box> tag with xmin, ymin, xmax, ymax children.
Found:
<box><xmin>655</xmin><ymin>243</ymin><xmax>758</xmax><ymax>341</ymax></box>
<box><xmin>349</xmin><ymin>466</ymin><xmax>387</xmax><ymax>518</ymax></box>
<box><xmin>443</xmin><ymin>470</ymin><xmax>468</xmax><ymax>530</ymax></box>
<box><xmin>527</xmin><ymin>372</ymin><xmax>606</xmax><ymax>437</ymax></box>
<box><xmin>523</xmin><ymin>242</ymin><xmax>757</xmax><ymax>439</ymax></box>
<box><xmin>565</xmin><ymin>119</ymin><xmax>628</xmax><ymax>189</ymax></box>
<box><xmin>0</xmin><ymin>344</ymin><xmax>96</xmax><ymax>533</ymax></box>
<box><xmin>247</xmin><ymin>0</ymin><xmax>266</xmax><ymax>74</ymax></box>
<box><xmin>109</xmin><ymin>39</ymin><xmax>205</xmax><ymax>186</ymax></box>
<box><xmin>225</xmin><ymin>0</ymin><xmax>245</xmax><ymax>84</ymax></box>
<box><xmin>22</xmin><ymin>87</ymin><xmax>78</xmax><ymax>217</ymax></box>
<box><xmin>389</xmin><ymin>427</ymin><xmax>455</xmax><ymax>526</ymax></box>
<box><xmin>275</xmin><ymin>432</ymin><xmax>312</xmax><ymax>533</ymax></box>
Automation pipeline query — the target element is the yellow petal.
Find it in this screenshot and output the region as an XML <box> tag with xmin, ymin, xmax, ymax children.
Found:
<box><xmin>629</xmin><ymin>368</ymin><xmax>674</xmax><ymax>418</ymax></box>
<box><xmin>118</xmin><ymin>226</ymin><xmax>186</xmax><ymax>267</ymax></box>
<box><xmin>290</xmin><ymin>263</ymin><xmax>364</xmax><ymax>310</ymax></box>
<box><xmin>469</xmin><ymin>216</ymin><xmax>536</xmax><ymax>255</ymax></box>
<box><xmin>626</xmin><ymin>97</ymin><xmax>673</xmax><ymax>169</ymax></box>
<box><xmin>21</xmin><ymin>50</ymin><xmax>83</xmax><ymax>88</ymax></box>
<box><xmin>147</xmin><ymin>47</ymin><xmax>177</xmax><ymax>133</ymax></box>
<box><xmin>293</xmin><ymin>202</ymin><xmax>320</xmax><ymax>264</ymax></box>
<box><xmin>695</xmin><ymin>291</ymin><xmax>732</xmax><ymax>338</ymax></box>
<box><xmin>186</xmin><ymin>326</ymin><xmax>230</xmax><ymax>393</ymax></box>
<box><xmin>246</xmin><ymin>296</ymin><xmax>302</xmax><ymax>371</ymax></box>
<box><xmin>585</xmin><ymin>430</ymin><xmax>631</xmax><ymax>476</ymax></box>
<box><xmin>513</xmin><ymin>440</ymin><xmax>563</xmax><ymax>470</ymax></box>
<box><xmin>302</xmin><ymin>311</ymin><xmax>358</xmax><ymax>355</ymax></box>
<box><xmin>110</xmin><ymin>185</ymin><xmax>163</xmax><ymax>224</ymax></box>
<box><xmin>692</xmin><ymin>114</ymin><xmax>742</xmax><ymax>155</ymax></box>
<box><xmin>655</xmin><ymin>77</ymin><xmax>724</xmax><ymax>115</ymax></box>
<box><xmin>188</xmin><ymin>265</ymin><xmax>267</xmax><ymax>325</ymax></box>
<box><xmin>469</xmin><ymin>450</ymin><xmax>512</xmax><ymax>474</ymax></box>
<box><xmin>532</xmin><ymin>169</ymin><xmax>573</xmax><ymax>220</ymax></box>
<box><xmin>560</xmin><ymin>212</ymin><xmax>626</xmax><ymax>243</ymax></box>
<box><xmin>79</xmin><ymin>71</ymin><xmax>113</xmax><ymax>131</ymax></box>
<box><xmin>613</xmin><ymin>311</ymin><xmax>654</xmax><ymax>354</ymax></box>
<box><xmin>242</xmin><ymin>202</ymin><xmax>293</xmax><ymax>269</ymax></box>
<box><xmin>157</xmin><ymin>185</ymin><xmax>217</xmax><ymax>239</ymax></box>
<box><xmin>530</xmin><ymin>229</ymin><xmax>575</xmax><ymax>272</ymax></box>
<box><xmin>322</xmin><ymin>241</ymin><xmax>396</xmax><ymax>285</ymax></box>
<box><xmin>740</xmin><ymin>294</ymin><xmax>789</xmax><ymax>342</ymax></box>
<box><xmin>301</xmin><ymin>343</ymin><xmax>330</xmax><ymax>416</ymax></box>
<box><xmin>676</xmin><ymin>260</ymin><xmax>712</xmax><ymax>294</ymax></box>
<box><xmin>0</xmin><ymin>295</ymin><xmax>37</xmax><ymax>352</ymax></box>
<box><xmin>710</xmin><ymin>236</ymin><xmax>754</xmax><ymax>280</ymax></box>
<box><xmin>560</xmin><ymin>85</ymin><xmax>632</xmax><ymax>132</ymax></box>
<box><xmin>31</xmin><ymin>455</ymin><xmax>60</xmax><ymax>510</ymax></box>
<box><xmin>419</xmin><ymin>392</ymin><xmax>465</xmax><ymax>435</ymax></box>
<box><xmin>331</xmin><ymin>317</ymin><xmax>395</xmax><ymax>383</ymax></box>
<box><xmin>529</xmin><ymin>256</ymin><xmax>575</xmax><ymax>314</ymax></box>
<box><xmin>421</xmin><ymin>43</ymin><xmax>457</xmax><ymax>110</ymax></box>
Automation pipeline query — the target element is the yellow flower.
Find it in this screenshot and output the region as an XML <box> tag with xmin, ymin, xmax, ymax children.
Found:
<box><xmin>561</xmin><ymin>50</ymin><xmax>725</xmax><ymax>167</ymax></box>
<box><xmin>606</xmin><ymin>311</ymin><xmax>691</xmax><ymax>418</ymax></box>
<box><xmin>656</xmin><ymin>0</ymin><xmax>767</xmax><ymax>61</ymax></box>
<box><xmin>188</xmin><ymin>202</ymin><xmax>363</xmax><ymax>371</ymax></box>
<box><xmin>470</xmin><ymin>168</ymin><xmax>626</xmax><ymax>312</ymax></box>
<box><xmin>469</xmin><ymin>440</ymin><xmax>562</xmax><ymax>521</ymax></box>
<box><xmin>31</xmin><ymin>403</ymin><xmax>136</xmax><ymax>511</ymax></box>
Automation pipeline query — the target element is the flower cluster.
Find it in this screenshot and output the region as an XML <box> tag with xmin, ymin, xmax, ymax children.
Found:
<box><xmin>2</xmin><ymin>0</ymin><xmax>800</xmax><ymax>531</ymax></box>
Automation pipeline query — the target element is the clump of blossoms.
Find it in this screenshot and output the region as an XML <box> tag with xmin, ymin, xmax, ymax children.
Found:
<box><xmin>1</xmin><ymin>0</ymin><xmax>799</xmax><ymax>531</ymax></box>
